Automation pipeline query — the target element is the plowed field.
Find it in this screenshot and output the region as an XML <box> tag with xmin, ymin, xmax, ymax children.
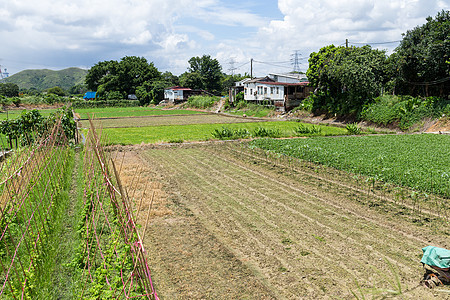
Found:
<box><xmin>117</xmin><ymin>143</ymin><xmax>450</xmax><ymax>299</ymax></box>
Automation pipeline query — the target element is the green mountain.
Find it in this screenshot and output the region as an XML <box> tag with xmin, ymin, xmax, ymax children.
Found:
<box><xmin>5</xmin><ymin>67</ymin><xmax>88</xmax><ymax>91</ymax></box>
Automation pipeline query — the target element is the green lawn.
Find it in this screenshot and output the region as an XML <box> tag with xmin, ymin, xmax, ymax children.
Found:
<box><xmin>103</xmin><ymin>121</ymin><xmax>347</xmax><ymax>144</ymax></box>
<box><xmin>74</xmin><ymin>106</ymin><xmax>205</xmax><ymax>119</ymax></box>
<box><xmin>250</xmin><ymin>134</ymin><xmax>450</xmax><ymax>196</ymax></box>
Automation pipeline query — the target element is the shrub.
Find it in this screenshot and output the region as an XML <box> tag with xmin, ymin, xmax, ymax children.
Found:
<box><xmin>211</xmin><ymin>127</ymin><xmax>250</xmax><ymax>140</ymax></box>
<box><xmin>293</xmin><ymin>124</ymin><xmax>322</xmax><ymax>135</ymax></box>
<box><xmin>346</xmin><ymin>123</ymin><xmax>362</xmax><ymax>135</ymax></box>
<box><xmin>252</xmin><ymin>127</ymin><xmax>281</xmax><ymax>138</ymax></box>
<box><xmin>186</xmin><ymin>95</ymin><xmax>219</xmax><ymax>109</ymax></box>
<box><xmin>361</xmin><ymin>95</ymin><xmax>450</xmax><ymax>130</ymax></box>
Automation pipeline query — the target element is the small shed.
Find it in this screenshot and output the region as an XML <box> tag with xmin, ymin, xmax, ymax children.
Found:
<box><xmin>164</xmin><ymin>86</ymin><xmax>192</xmax><ymax>103</ymax></box>
<box><xmin>83</xmin><ymin>92</ymin><xmax>97</xmax><ymax>100</ymax></box>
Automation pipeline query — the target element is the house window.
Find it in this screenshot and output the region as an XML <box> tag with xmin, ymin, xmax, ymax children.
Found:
<box><xmin>276</xmin><ymin>87</ymin><xmax>279</xmax><ymax>94</ymax></box>
<box><xmin>244</xmin><ymin>88</ymin><xmax>247</xmax><ymax>94</ymax></box>
<box><xmin>264</xmin><ymin>87</ymin><xmax>267</xmax><ymax>94</ymax></box>
<box><xmin>250</xmin><ymin>89</ymin><xmax>253</xmax><ymax>95</ymax></box>
<box><xmin>270</xmin><ymin>87</ymin><xmax>274</xmax><ymax>94</ymax></box>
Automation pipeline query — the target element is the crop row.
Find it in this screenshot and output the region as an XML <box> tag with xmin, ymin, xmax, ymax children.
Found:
<box><xmin>250</xmin><ymin>134</ymin><xmax>450</xmax><ymax>198</ymax></box>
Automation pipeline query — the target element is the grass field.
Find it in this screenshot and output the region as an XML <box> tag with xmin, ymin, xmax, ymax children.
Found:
<box><xmin>103</xmin><ymin>121</ymin><xmax>348</xmax><ymax>144</ymax></box>
<box><xmin>75</xmin><ymin>106</ymin><xmax>204</xmax><ymax>119</ymax></box>
<box><xmin>250</xmin><ymin>134</ymin><xmax>450</xmax><ymax>197</ymax></box>
<box><xmin>115</xmin><ymin>143</ymin><xmax>449</xmax><ymax>299</ymax></box>
<box><xmin>0</xmin><ymin>108</ymin><xmax>60</xmax><ymax>120</ymax></box>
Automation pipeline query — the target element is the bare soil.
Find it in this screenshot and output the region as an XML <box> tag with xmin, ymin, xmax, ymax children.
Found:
<box><xmin>426</xmin><ymin>117</ymin><xmax>450</xmax><ymax>133</ymax></box>
<box><xmin>115</xmin><ymin>143</ymin><xmax>450</xmax><ymax>299</ymax></box>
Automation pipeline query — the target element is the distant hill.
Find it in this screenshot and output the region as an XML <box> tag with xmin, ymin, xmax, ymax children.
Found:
<box><xmin>5</xmin><ymin>67</ymin><xmax>88</xmax><ymax>91</ymax></box>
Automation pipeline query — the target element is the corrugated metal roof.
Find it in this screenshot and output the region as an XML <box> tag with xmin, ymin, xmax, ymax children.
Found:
<box><xmin>166</xmin><ymin>86</ymin><xmax>192</xmax><ymax>91</ymax></box>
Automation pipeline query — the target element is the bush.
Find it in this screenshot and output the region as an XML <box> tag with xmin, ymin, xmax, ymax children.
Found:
<box><xmin>361</xmin><ymin>95</ymin><xmax>450</xmax><ymax>130</ymax></box>
<box><xmin>293</xmin><ymin>124</ymin><xmax>322</xmax><ymax>135</ymax></box>
<box><xmin>346</xmin><ymin>123</ymin><xmax>362</xmax><ymax>135</ymax></box>
<box><xmin>186</xmin><ymin>95</ymin><xmax>219</xmax><ymax>109</ymax></box>
<box><xmin>211</xmin><ymin>127</ymin><xmax>250</xmax><ymax>140</ymax></box>
<box><xmin>252</xmin><ymin>127</ymin><xmax>281</xmax><ymax>138</ymax></box>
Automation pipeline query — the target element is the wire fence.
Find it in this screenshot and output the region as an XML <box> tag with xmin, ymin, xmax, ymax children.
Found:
<box><xmin>0</xmin><ymin>113</ymin><xmax>159</xmax><ymax>299</ymax></box>
<box><xmin>0</xmin><ymin>119</ymin><xmax>72</xmax><ymax>298</ymax></box>
<box><xmin>78</xmin><ymin>118</ymin><xmax>158</xmax><ymax>299</ymax></box>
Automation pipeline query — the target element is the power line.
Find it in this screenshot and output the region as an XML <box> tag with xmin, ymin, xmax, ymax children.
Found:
<box><xmin>252</xmin><ymin>60</ymin><xmax>294</xmax><ymax>70</ymax></box>
<box><xmin>408</xmin><ymin>77</ymin><xmax>450</xmax><ymax>86</ymax></box>
<box><xmin>348</xmin><ymin>40</ymin><xmax>402</xmax><ymax>45</ymax></box>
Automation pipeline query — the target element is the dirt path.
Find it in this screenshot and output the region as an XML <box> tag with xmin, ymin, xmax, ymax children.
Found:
<box><xmin>118</xmin><ymin>143</ymin><xmax>449</xmax><ymax>299</ymax></box>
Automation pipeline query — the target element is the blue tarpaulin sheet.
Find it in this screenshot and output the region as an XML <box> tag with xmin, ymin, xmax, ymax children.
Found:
<box><xmin>421</xmin><ymin>246</ymin><xmax>450</xmax><ymax>269</ymax></box>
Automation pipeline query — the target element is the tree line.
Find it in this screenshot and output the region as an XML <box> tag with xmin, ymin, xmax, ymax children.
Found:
<box><xmin>85</xmin><ymin>55</ymin><xmax>247</xmax><ymax>106</ymax></box>
<box><xmin>306</xmin><ymin>10</ymin><xmax>449</xmax><ymax>117</ymax></box>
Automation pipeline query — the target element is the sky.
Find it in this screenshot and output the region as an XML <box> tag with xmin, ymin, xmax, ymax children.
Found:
<box><xmin>0</xmin><ymin>0</ymin><xmax>448</xmax><ymax>78</ymax></box>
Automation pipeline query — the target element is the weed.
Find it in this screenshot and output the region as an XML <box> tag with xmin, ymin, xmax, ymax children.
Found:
<box><xmin>252</xmin><ymin>127</ymin><xmax>281</xmax><ymax>138</ymax></box>
<box><xmin>346</xmin><ymin>122</ymin><xmax>362</xmax><ymax>135</ymax></box>
<box><xmin>293</xmin><ymin>124</ymin><xmax>322</xmax><ymax>135</ymax></box>
<box><xmin>313</xmin><ymin>234</ymin><xmax>326</xmax><ymax>242</ymax></box>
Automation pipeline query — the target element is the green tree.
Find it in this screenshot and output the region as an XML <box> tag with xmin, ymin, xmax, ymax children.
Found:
<box><xmin>161</xmin><ymin>71</ymin><xmax>179</xmax><ymax>87</ymax></box>
<box><xmin>0</xmin><ymin>83</ymin><xmax>20</xmax><ymax>97</ymax></box>
<box><xmin>307</xmin><ymin>45</ymin><xmax>388</xmax><ymax>116</ymax></box>
<box><xmin>47</xmin><ymin>86</ymin><xmax>66</xmax><ymax>96</ymax></box>
<box><xmin>85</xmin><ymin>56</ymin><xmax>161</xmax><ymax>99</ymax></box>
<box><xmin>179</xmin><ymin>72</ymin><xmax>203</xmax><ymax>90</ymax></box>
<box><xmin>393</xmin><ymin>10</ymin><xmax>450</xmax><ymax>96</ymax></box>
<box><xmin>135</xmin><ymin>80</ymin><xmax>167</xmax><ymax>105</ymax></box>
<box><xmin>183</xmin><ymin>55</ymin><xmax>223</xmax><ymax>94</ymax></box>
<box><xmin>221</xmin><ymin>73</ymin><xmax>249</xmax><ymax>95</ymax></box>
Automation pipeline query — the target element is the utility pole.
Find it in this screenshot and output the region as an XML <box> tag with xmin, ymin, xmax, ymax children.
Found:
<box><xmin>250</xmin><ymin>58</ymin><xmax>253</xmax><ymax>79</ymax></box>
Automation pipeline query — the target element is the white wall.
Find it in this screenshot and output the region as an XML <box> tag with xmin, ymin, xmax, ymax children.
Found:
<box><xmin>243</xmin><ymin>82</ymin><xmax>284</xmax><ymax>101</ymax></box>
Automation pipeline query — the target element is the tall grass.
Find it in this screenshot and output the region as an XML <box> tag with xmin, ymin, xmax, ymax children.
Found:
<box><xmin>186</xmin><ymin>95</ymin><xmax>220</xmax><ymax>109</ymax></box>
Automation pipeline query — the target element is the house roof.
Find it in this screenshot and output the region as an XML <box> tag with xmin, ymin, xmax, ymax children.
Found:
<box><xmin>246</xmin><ymin>76</ymin><xmax>276</xmax><ymax>83</ymax></box>
<box><xmin>246</xmin><ymin>80</ymin><xmax>310</xmax><ymax>86</ymax></box>
<box><xmin>258</xmin><ymin>81</ymin><xmax>310</xmax><ymax>86</ymax></box>
<box><xmin>166</xmin><ymin>86</ymin><xmax>192</xmax><ymax>91</ymax></box>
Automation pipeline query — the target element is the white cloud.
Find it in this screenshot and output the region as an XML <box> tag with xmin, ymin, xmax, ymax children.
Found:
<box><xmin>238</xmin><ymin>0</ymin><xmax>449</xmax><ymax>74</ymax></box>
<box><xmin>0</xmin><ymin>0</ymin><xmax>448</xmax><ymax>76</ymax></box>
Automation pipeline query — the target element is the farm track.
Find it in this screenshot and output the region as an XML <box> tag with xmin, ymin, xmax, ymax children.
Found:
<box><xmin>137</xmin><ymin>144</ymin><xmax>449</xmax><ymax>299</ymax></box>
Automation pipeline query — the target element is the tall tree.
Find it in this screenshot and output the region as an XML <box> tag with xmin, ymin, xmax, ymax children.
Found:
<box><xmin>85</xmin><ymin>56</ymin><xmax>161</xmax><ymax>99</ymax></box>
<box><xmin>0</xmin><ymin>83</ymin><xmax>20</xmax><ymax>97</ymax></box>
<box><xmin>183</xmin><ymin>55</ymin><xmax>223</xmax><ymax>94</ymax></box>
<box><xmin>394</xmin><ymin>10</ymin><xmax>450</xmax><ymax>96</ymax></box>
<box><xmin>307</xmin><ymin>45</ymin><xmax>388</xmax><ymax>116</ymax></box>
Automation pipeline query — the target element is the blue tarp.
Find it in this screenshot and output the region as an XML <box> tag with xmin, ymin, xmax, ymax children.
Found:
<box><xmin>83</xmin><ymin>92</ymin><xmax>96</xmax><ymax>99</ymax></box>
<box><xmin>421</xmin><ymin>246</ymin><xmax>450</xmax><ymax>269</ymax></box>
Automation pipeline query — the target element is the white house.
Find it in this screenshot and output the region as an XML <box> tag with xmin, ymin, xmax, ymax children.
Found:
<box><xmin>268</xmin><ymin>73</ymin><xmax>308</xmax><ymax>83</ymax></box>
<box><xmin>164</xmin><ymin>86</ymin><xmax>192</xmax><ymax>103</ymax></box>
<box><xmin>242</xmin><ymin>76</ymin><xmax>312</xmax><ymax>111</ymax></box>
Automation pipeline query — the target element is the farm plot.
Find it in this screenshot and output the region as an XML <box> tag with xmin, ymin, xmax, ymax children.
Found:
<box><xmin>120</xmin><ymin>143</ymin><xmax>449</xmax><ymax>299</ymax></box>
<box><xmin>75</xmin><ymin>106</ymin><xmax>204</xmax><ymax>119</ymax></box>
<box><xmin>87</xmin><ymin>113</ymin><xmax>264</xmax><ymax>128</ymax></box>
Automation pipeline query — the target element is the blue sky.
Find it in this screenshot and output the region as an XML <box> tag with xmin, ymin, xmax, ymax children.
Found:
<box><xmin>0</xmin><ymin>0</ymin><xmax>448</xmax><ymax>77</ymax></box>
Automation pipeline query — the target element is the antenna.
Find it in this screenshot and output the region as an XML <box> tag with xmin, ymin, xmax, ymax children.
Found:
<box><xmin>290</xmin><ymin>50</ymin><xmax>301</xmax><ymax>73</ymax></box>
